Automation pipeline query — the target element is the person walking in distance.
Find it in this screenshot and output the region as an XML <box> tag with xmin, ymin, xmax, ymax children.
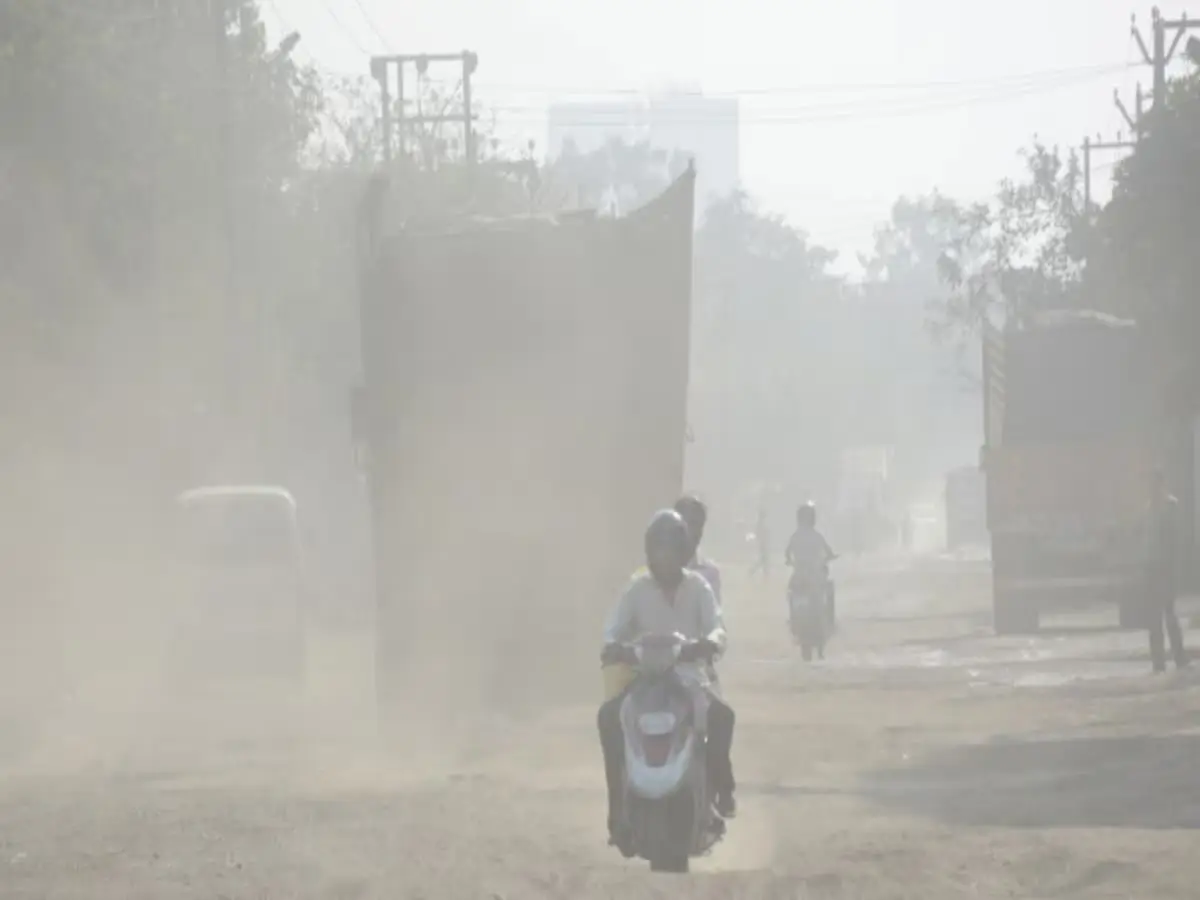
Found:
<box><xmin>1147</xmin><ymin>469</ymin><xmax>1188</xmax><ymax>673</ymax></box>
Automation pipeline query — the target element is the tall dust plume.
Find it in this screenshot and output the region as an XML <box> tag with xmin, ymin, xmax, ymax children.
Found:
<box><xmin>2</xmin><ymin>137</ymin><xmax>694</xmax><ymax>800</ymax></box>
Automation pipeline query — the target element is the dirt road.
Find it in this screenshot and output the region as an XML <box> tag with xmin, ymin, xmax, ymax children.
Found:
<box><xmin>3</xmin><ymin>556</ymin><xmax>1199</xmax><ymax>898</ymax></box>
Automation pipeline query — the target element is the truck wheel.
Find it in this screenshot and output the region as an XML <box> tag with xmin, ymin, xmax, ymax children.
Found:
<box><xmin>993</xmin><ymin>587</ymin><xmax>1039</xmax><ymax>635</ymax></box>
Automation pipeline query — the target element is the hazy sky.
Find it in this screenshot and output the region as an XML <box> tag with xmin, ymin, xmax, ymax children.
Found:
<box><xmin>265</xmin><ymin>0</ymin><xmax>1182</xmax><ymax>270</ymax></box>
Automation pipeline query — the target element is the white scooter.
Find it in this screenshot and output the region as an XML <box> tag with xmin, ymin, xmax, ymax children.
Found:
<box><xmin>611</xmin><ymin>633</ymin><xmax>724</xmax><ymax>873</ymax></box>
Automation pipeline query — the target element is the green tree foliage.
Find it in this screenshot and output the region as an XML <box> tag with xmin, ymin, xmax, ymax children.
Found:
<box><xmin>934</xmin><ymin>143</ymin><xmax>1088</xmax><ymax>339</ymax></box>
<box><xmin>859</xmin><ymin>195</ymin><xmax>988</xmax><ymax>493</ymax></box>
<box><xmin>688</xmin><ymin>191</ymin><xmax>847</xmax><ymax>499</ymax></box>
<box><xmin>0</xmin><ymin>0</ymin><xmax>321</xmax><ymax>293</ymax></box>
<box><xmin>0</xmin><ymin>0</ymin><xmax>328</xmax><ymax>531</ymax></box>
<box><xmin>1089</xmin><ymin>73</ymin><xmax>1200</xmax><ymax>374</ymax></box>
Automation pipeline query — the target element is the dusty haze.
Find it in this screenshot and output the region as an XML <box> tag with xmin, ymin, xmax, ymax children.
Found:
<box><xmin>2</xmin><ymin>2</ymin><xmax>1199</xmax><ymax>898</ymax></box>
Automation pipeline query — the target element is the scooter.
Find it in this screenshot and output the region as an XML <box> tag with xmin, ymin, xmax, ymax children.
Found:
<box><xmin>609</xmin><ymin>633</ymin><xmax>725</xmax><ymax>873</ymax></box>
<box><xmin>788</xmin><ymin>555</ymin><xmax>838</xmax><ymax>661</ymax></box>
<box><xmin>788</xmin><ymin>579</ymin><xmax>829</xmax><ymax>660</ymax></box>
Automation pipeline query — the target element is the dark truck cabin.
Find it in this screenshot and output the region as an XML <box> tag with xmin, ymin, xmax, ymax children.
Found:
<box><xmin>170</xmin><ymin>486</ymin><xmax>306</xmax><ymax>681</ymax></box>
<box><xmin>987</xmin><ymin>312</ymin><xmax>1156</xmax><ymax>633</ymax></box>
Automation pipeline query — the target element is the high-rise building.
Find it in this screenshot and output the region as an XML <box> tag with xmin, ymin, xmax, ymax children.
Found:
<box><xmin>546</xmin><ymin>90</ymin><xmax>740</xmax><ymax>214</ymax></box>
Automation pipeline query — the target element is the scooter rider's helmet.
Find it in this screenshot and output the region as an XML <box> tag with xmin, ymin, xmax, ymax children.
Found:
<box><xmin>797</xmin><ymin>500</ymin><xmax>817</xmax><ymax>528</ymax></box>
<box><xmin>644</xmin><ymin>508</ymin><xmax>691</xmax><ymax>572</ymax></box>
<box><xmin>673</xmin><ymin>494</ymin><xmax>708</xmax><ymax>549</ymax></box>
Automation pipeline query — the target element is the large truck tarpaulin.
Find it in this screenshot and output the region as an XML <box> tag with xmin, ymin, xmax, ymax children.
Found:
<box><xmin>359</xmin><ymin>169</ymin><xmax>695</xmax><ymax>708</ymax></box>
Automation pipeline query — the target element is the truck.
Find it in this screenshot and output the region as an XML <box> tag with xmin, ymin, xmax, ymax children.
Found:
<box><xmin>945</xmin><ymin>466</ymin><xmax>987</xmax><ymax>552</ymax></box>
<box><xmin>354</xmin><ymin>169</ymin><xmax>697</xmax><ymax>714</ymax></box>
<box><xmin>835</xmin><ymin>445</ymin><xmax>894</xmax><ymax>553</ymax></box>
<box><xmin>982</xmin><ymin>309</ymin><xmax>1157</xmax><ymax>634</ymax></box>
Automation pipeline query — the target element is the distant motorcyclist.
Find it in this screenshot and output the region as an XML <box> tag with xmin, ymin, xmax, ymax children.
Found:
<box><xmin>598</xmin><ymin>509</ymin><xmax>737</xmax><ymax>856</ymax></box>
<box><xmin>786</xmin><ymin>501</ymin><xmax>837</xmax><ymax>621</ymax></box>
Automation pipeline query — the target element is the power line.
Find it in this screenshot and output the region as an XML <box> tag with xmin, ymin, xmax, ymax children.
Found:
<box><xmin>482</xmin><ymin>67</ymin><xmax>1133</xmax><ymax>127</ymax></box>
<box><xmin>307</xmin><ymin>59</ymin><xmax>1134</xmax><ymax>101</ymax></box>
<box><xmin>475</xmin><ymin>61</ymin><xmax>1135</xmax><ymax>98</ymax></box>
<box><xmin>347</xmin><ymin>0</ymin><xmax>392</xmax><ymax>53</ymax></box>
<box><xmin>264</xmin><ymin>0</ymin><xmax>297</xmax><ymax>33</ymax></box>
<box><xmin>310</xmin><ymin>0</ymin><xmax>372</xmax><ymax>56</ymax></box>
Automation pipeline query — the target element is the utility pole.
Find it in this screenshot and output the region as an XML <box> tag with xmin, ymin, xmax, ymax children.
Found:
<box><xmin>1081</xmin><ymin>78</ymin><xmax>1150</xmax><ymax>213</ymax></box>
<box><xmin>369</xmin><ymin>51</ymin><xmax>479</xmax><ymax>165</ymax></box>
<box><xmin>214</xmin><ymin>0</ymin><xmax>235</xmax><ymax>303</ymax></box>
<box><xmin>461</xmin><ymin>52</ymin><xmax>476</xmax><ymax>166</ymax></box>
<box><xmin>1082</xmin><ymin>135</ymin><xmax>1137</xmax><ymax>211</ymax></box>
<box><xmin>1113</xmin><ymin>83</ymin><xmax>1146</xmax><ymax>140</ymax></box>
<box><xmin>1132</xmin><ymin>7</ymin><xmax>1200</xmax><ymax>121</ymax></box>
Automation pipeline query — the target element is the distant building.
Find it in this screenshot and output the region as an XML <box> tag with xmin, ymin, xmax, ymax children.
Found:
<box><xmin>546</xmin><ymin>90</ymin><xmax>740</xmax><ymax>213</ymax></box>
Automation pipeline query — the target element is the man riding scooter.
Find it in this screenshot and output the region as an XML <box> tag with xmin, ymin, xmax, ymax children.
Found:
<box><xmin>597</xmin><ymin>509</ymin><xmax>737</xmax><ymax>856</ymax></box>
<box><xmin>785</xmin><ymin>501</ymin><xmax>837</xmax><ymax>626</ymax></box>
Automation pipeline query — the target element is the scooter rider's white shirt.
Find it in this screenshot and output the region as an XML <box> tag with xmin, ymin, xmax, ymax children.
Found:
<box><xmin>604</xmin><ymin>569</ymin><xmax>726</xmax><ymax>689</ymax></box>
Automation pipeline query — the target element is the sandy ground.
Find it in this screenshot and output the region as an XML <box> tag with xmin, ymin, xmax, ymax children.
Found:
<box><xmin>3</xmin><ymin>555</ymin><xmax>1200</xmax><ymax>899</ymax></box>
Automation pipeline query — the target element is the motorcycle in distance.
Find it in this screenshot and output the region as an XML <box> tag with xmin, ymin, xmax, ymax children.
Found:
<box><xmin>788</xmin><ymin>555</ymin><xmax>838</xmax><ymax>661</ymax></box>
<box><xmin>608</xmin><ymin>632</ymin><xmax>725</xmax><ymax>873</ymax></box>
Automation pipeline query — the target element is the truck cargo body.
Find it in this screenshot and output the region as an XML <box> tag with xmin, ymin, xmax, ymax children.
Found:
<box><xmin>982</xmin><ymin>311</ymin><xmax>1155</xmax><ymax>633</ymax></box>
<box><xmin>835</xmin><ymin>445</ymin><xmax>894</xmax><ymax>553</ymax></box>
<box><xmin>357</xmin><ymin>172</ymin><xmax>696</xmax><ymax>712</ymax></box>
<box><xmin>945</xmin><ymin>466</ymin><xmax>987</xmax><ymax>551</ymax></box>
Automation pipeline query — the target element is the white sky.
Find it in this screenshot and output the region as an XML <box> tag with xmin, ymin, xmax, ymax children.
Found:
<box><xmin>263</xmin><ymin>0</ymin><xmax>1188</xmax><ymax>271</ymax></box>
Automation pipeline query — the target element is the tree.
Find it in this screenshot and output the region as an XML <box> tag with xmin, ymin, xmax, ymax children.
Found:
<box><xmin>1089</xmin><ymin>71</ymin><xmax>1200</xmax><ymax>377</ymax></box>
<box><xmin>0</xmin><ymin>1</ymin><xmax>320</xmax><ymax>294</ymax></box>
<box><xmin>687</xmin><ymin>191</ymin><xmax>847</xmax><ymax>504</ymax></box>
<box><xmin>0</xmin><ymin>0</ymin><xmax>328</xmax><ymax>629</ymax></box>
<box><xmin>0</xmin><ymin>0</ymin><xmax>343</xmax><ymax>542</ymax></box>
<box><xmin>934</xmin><ymin>142</ymin><xmax>1089</xmax><ymax>342</ymax></box>
<box><xmin>859</xmin><ymin>194</ymin><xmax>989</xmax><ymax>494</ymax></box>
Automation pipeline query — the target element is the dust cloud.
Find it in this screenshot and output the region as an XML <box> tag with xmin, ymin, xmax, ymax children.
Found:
<box><xmin>9</xmin><ymin>4</ymin><xmax>1200</xmax><ymax>899</ymax></box>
